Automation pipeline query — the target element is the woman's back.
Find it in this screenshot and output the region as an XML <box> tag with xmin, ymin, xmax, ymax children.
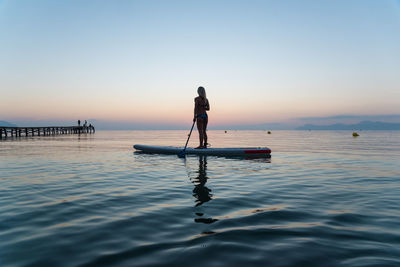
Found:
<box><xmin>194</xmin><ymin>96</ymin><xmax>209</xmax><ymax>115</ymax></box>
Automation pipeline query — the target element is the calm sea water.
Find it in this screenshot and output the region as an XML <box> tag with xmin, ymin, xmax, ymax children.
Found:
<box><xmin>1</xmin><ymin>130</ymin><xmax>399</xmax><ymax>266</ymax></box>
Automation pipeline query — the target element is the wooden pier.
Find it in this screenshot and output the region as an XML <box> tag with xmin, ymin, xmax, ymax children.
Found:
<box><xmin>0</xmin><ymin>126</ymin><xmax>95</xmax><ymax>138</ymax></box>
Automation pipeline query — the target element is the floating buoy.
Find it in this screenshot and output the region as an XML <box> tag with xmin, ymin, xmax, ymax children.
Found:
<box><xmin>267</xmin><ymin>131</ymin><xmax>271</xmax><ymax>134</ymax></box>
<box><xmin>352</xmin><ymin>132</ymin><xmax>359</xmax><ymax>137</ymax></box>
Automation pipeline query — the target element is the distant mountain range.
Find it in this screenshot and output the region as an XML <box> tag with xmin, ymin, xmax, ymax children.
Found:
<box><xmin>0</xmin><ymin>121</ymin><xmax>17</xmax><ymax>127</ymax></box>
<box><xmin>296</xmin><ymin>121</ymin><xmax>400</xmax><ymax>130</ymax></box>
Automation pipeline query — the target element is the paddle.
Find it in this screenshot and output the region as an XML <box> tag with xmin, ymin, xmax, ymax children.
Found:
<box><xmin>178</xmin><ymin>118</ymin><xmax>196</xmax><ymax>158</ymax></box>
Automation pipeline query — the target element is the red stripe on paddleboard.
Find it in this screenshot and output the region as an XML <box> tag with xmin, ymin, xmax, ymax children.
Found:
<box><xmin>245</xmin><ymin>149</ymin><xmax>271</xmax><ymax>154</ymax></box>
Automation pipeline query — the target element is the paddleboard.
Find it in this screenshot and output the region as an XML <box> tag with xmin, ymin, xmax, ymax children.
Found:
<box><xmin>133</xmin><ymin>144</ymin><xmax>271</xmax><ymax>157</ymax></box>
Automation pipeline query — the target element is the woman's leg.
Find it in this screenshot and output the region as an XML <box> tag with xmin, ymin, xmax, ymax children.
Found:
<box><xmin>203</xmin><ymin>117</ymin><xmax>208</xmax><ymax>147</ymax></box>
<box><xmin>197</xmin><ymin>118</ymin><xmax>204</xmax><ymax>147</ymax></box>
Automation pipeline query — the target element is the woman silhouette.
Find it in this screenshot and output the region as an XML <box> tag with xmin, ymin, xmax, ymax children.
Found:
<box><xmin>193</xmin><ymin>86</ymin><xmax>210</xmax><ymax>149</ymax></box>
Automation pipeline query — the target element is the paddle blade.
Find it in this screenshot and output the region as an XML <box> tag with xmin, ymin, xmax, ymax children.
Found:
<box><xmin>178</xmin><ymin>150</ymin><xmax>186</xmax><ymax>158</ymax></box>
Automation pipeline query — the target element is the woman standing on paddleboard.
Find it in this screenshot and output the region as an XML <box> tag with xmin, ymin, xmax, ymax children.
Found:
<box><xmin>194</xmin><ymin>86</ymin><xmax>210</xmax><ymax>149</ymax></box>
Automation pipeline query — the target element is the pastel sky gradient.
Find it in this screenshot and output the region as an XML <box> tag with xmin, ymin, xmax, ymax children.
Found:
<box><xmin>1</xmin><ymin>0</ymin><xmax>400</xmax><ymax>127</ymax></box>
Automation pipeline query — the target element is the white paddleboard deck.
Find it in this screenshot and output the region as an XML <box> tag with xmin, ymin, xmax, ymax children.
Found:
<box><xmin>134</xmin><ymin>144</ymin><xmax>271</xmax><ymax>157</ymax></box>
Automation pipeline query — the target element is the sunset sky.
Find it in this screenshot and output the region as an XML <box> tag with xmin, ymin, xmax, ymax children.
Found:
<box><xmin>1</xmin><ymin>0</ymin><xmax>399</xmax><ymax>128</ymax></box>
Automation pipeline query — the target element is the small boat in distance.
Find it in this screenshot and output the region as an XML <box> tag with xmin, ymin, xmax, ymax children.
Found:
<box><xmin>133</xmin><ymin>144</ymin><xmax>271</xmax><ymax>157</ymax></box>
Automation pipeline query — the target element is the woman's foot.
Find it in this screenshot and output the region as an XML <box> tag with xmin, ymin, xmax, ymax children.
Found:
<box><xmin>195</xmin><ymin>145</ymin><xmax>204</xmax><ymax>149</ymax></box>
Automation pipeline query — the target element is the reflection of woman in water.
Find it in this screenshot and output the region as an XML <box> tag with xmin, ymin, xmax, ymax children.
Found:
<box><xmin>192</xmin><ymin>156</ymin><xmax>212</xmax><ymax>207</ymax></box>
<box><xmin>194</xmin><ymin>86</ymin><xmax>210</xmax><ymax>149</ymax></box>
<box><xmin>191</xmin><ymin>157</ymin><xmax>218</xmax><ymax>224</ymax></box>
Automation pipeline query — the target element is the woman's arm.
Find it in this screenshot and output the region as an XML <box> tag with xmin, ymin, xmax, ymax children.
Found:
<box><xmin>194</xmin><ymin>98</ymin><xmax>197</xmax><ymax>122</ymax></box>
<box><xmin>205</xmin><ymin>99</ymin><xmax>210</xmax><ymax>111</ymax></box>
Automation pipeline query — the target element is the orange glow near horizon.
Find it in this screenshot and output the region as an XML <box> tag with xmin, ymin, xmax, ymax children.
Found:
<box><xmin>2</xmin><ymin>92</ymin><xmax>400</xmax><ymax>127</ymax></box>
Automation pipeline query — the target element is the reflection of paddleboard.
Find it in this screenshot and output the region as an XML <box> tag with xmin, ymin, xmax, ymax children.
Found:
<box><xmin>133</xmin><ymin>144</ymin><xmax>271</xmax><ymax>157</ymax></box>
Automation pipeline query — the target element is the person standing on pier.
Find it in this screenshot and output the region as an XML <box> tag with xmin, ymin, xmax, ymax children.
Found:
<box><xmin>194</xmin><ymin>86</ymin><xmax>210</xmax><ymax>149</ymax></box>
<box><xmin>78</xmin><ymin>120</ymin><xmax>81</xmax><ymax>126</ymax></box>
